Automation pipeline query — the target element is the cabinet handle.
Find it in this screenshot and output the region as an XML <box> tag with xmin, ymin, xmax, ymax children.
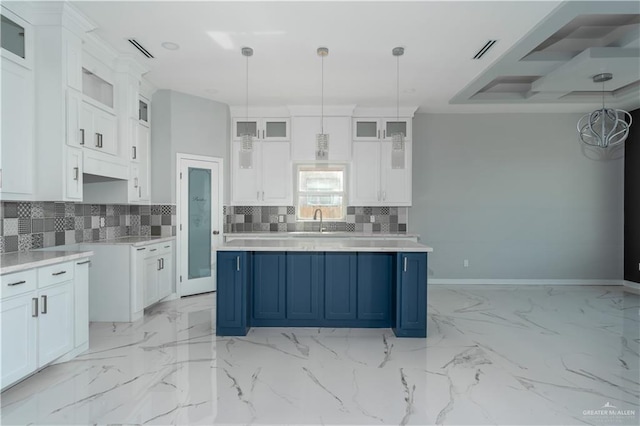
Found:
<box><xmin>32</xmin><ymin>298</ymin><xmax>38</xmax><ymax>317</ymax></box>
<box><xmin>137</xmin><ymin>247</ymin><xmax>146</xmax><ymax>251</ymax></box>
<box><xmin>95</xmin><ymin>133</ymin><xmax>100</xmax><ymax>147</ymax></box>
<box><xmin>212</xmin><ymin>231</ymin><xmax>219</xmax><ymax>235</ymax></box>
<box><xmin>262</xmin><ymin>191</ymin><xmax>265</xmax><ymax>201</ymax></box>
<box><xmin>138</xmin><ymin>187</ymin><xmax>141</xmax><ymax>198</ymax></box>
<box><xmin>257</xmin><ymin>191</ymin><xmax>260</xmax><ymax>201</ymax></box>
<box><xmin>80</xmin><ymin>129</ymin><xmax>85</xmax><ymax>145</ymax></box>
<box><xmin>132</xmin><ymin>146</ymin><xmax>137</xmax><ymax>159</ymax></box>
<box><xmin>236</xmin><ymin>256</ymin><xmax>240</xmax><ymax>271</ymax></box>
<box><xmin>8</xmin><ymin>280</ymin><xmax>26</xmax><ymax>286</ymax></box>
<box><xmin>150</xmin><ymin>248</ymin><xmax>157</xmax><ymax>252</ymax></box>
<box><xmin>100</xmin><ymin>133</ymin><xmax>104</xmax><ymax>148</ymax></box>
<box><xmin>76</xmin><ymin>260</ymin><xmax>91</xmax><ymax>265</ymax></box>
<box><xmin>52</xmin><ymin>270</ymin><xmax>67</xmax><ymax>276</ymax></box>
<box><xmin>403</xmin><ymin>257</ymin><xmax>408</xmax><ymax>272</ymax></box>
<box><xmin>157</xmin><ymin>259</ymin><xmax>161</xmax><ymax>270</ymax></box>
<box><xmin>377</xmin><ymin>130</ymin><xmax>380</xmax><ymax>139</ymax></box>
<box><xmin>164</xmin><ymin>245</ymin><xmax>171</xmax><ymax>248</ymax></box>
<box><xmin>41</xmin><ymin>295</ymin><xmax>47</xmax><ymax>314</ymax></box>
<box><xmin>262</xmin><ymin>129</ymin><xmax>265</xmax><ymax>139</ymax></box>
<box><xmin>383</xmin><ymin>191</ymin><xmax>386</xmax><ymax>201</ymax></box>
<box><xmin>161</xmin><ymin>258</ymin><xmax>164</xmax><ymax>270</ymax></box>
<box><xmin>134</xmin><ymin>177</ymin><xmax>139</xmax><ymax>188</ymax></box>
<box><xmin>383</xmin><ymin>129</ymin><xmax>386</xmax><ymax>139</ymax></box>
<box><xmin>73</xmin><ymin>167</ymin><xmax>79</xmax><ymax>181</ymax></box>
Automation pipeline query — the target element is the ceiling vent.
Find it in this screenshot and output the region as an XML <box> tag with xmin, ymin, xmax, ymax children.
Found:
<box><xmin>127</xmin><ymin>39</ymin><xmax>154</xmax><ymax>59</ymax></box>
<box><xmin>473</xmin><ymin>40</ymin><xmax>497</xmax><ymax>59</ymax></box>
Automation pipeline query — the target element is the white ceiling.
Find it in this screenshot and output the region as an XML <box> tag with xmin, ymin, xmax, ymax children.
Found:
<box><xmin>68</xmin><ymin>0</ymin><xmax>640</xmax><ymax>113</ymax></box>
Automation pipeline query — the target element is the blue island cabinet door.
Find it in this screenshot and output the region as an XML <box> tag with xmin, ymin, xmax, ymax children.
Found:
<box><xmin>394</xmin><ymin>253</ymin><xmax>427</xmax><ymax>337</ymax></box>
<box><xmin>216</xmin><ymin>251</ymin><xmax>249</xmax><ymax>336</ymax></box>
<box><xmin>253</xmin><ymin>252</ymin><xmax>286</xmax><ymax>320</ymax></box>
<box><xmin>357</xmin><ymin>253</ymin><xmax>393</xmax><ymax>323</ymax></box>
<box><xmin>286</xmin><ymin>253</ymin><xmax>321</xmax><ymax>320</ymax></box>
<box><xmin>325</xmin><ymin>253</ymin><xmax>357</xmax><ymax>320</ymax></box>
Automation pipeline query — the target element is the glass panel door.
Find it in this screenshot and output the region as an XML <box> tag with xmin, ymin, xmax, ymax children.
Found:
<box><xmin>1</xmin><ymin>15</ymin><xmax>25</xmax><ymax>59</ymax></box>
<box><xmin>264</xmin><ymin>120</ymin><xmax>288</xmax><ymax>139</ymax></box>
<box><xmin>188</xmin><ymin>168</ymin><xmax>212</xmax><ymax>279</ymax></box>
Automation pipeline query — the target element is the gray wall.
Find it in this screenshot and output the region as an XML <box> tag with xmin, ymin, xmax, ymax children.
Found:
<box><xmin>150</xmin><ymin>90</ymin><xmax>230</xmax><ymax>204</ymax></box>
<box><xmin>410</xmin><ymin>113</ymin><xmax>624</xmax><ymax>280</ymax></box>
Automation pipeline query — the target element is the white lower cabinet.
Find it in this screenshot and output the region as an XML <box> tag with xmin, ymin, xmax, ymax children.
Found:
<box><xmin>37</xmin><ymin>281</ymin><xmax>74</xmax><ymax>367</ymax></box>
<box><xmin>143</xmin><ymin>243</ymin><xmax>173</xmax><ymax>307</ymax></box>
<box><xmin>0</xmin><ymin>257</ymin><xmax>91</xmax><ymax>390</ymax></box>
<box><xmin>143</xmin><ymin>256</ymin><xmax>159</xmax><ymax>307</ymax></box>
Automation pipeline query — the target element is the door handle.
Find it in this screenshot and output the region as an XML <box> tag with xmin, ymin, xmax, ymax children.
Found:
<box><xmin>80</xmin><ymin>128</ymin><xmax>85</xmax><ymax>145</ymax></box>
<box><xmin>41</xmin><ymin>295</ymin><xmax>47</xmax><ymax>314</ymax></box>
<box><xmin>213</xmin><ymin>231</ymin><xmax>220</xmax><ymax>235</ymax></box>
<box><xmin>32</xmin><ymin>298</ymin><xmax>38</xmax><ymax>317</ymax></box>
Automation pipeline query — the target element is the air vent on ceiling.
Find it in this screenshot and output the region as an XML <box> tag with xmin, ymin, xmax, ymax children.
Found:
<box><xmin>127</xmin><ymin>39</ymin><xmax>154</xmax><ymax>59</ymax></box>
<box><xmin>473</xmin><ymin>40</ymin><xmax>497</xmax><ymax>59</ymax></box>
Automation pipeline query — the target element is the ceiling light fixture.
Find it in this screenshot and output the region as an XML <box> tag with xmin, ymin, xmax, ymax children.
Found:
<box><xmin>239</xmin><ymin>47</ymin><xmax>254</xmax><ymax>169</ymax></box>
<box><xmin>161</xmin><ymin>42</ymin><xmax>180</xmax><ymax>51</ymax></box>
<box><xmin>316</xmin><ymin>47</ymin><xmax>329</xmax><ymax>161</ymax></box>
<box><xmin>577</xmin><ymin>73</ymin><xmax>632</xmax><ymax>149</ymax></box>
<box><xmin>391</xmin><ymin>46</ymin><xmax>405</xmax><ymax>170</ymax></box>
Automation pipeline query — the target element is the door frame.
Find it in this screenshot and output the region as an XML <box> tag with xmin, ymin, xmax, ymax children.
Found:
<box><xmin>175</xmin><ymin>153</ymin><xmax>224</xmax><ymax>297</ymax></box>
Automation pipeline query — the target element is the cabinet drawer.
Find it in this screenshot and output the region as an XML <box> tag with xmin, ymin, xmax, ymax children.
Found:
<box><xmin>144</xmin><ymin>242</ymin><xmax>173</xmax><ymax>258</ymax></box>
<box><xmin>1</xmin><ymin>270</ymin><xmax>37</xmax><ymax>299</ymax></box>
<box><xmin>37</xmin><ymin>262</ymin><xmax>74</xmax><ymax>288</ymax></box>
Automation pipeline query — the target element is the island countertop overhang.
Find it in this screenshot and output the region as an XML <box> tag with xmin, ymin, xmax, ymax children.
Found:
<box><xmin>215</xmin><ymin>238</ymin><xmax>433</xmax><ymax>253</ymax></box>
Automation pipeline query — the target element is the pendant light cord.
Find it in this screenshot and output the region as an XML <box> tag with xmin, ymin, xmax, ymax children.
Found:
<box><xmin>321</xmin><ymin>53</ymin><xmax>324</xmax><ymax>134</ymax></box>
<box><xmin>396</xmin><ymin>54</ymin><xmax>400</xmax><ymax>122</ymax></box>
<box><xmin>245</xmin><ymin>53</ymin><xmax>249</xmax><ymax>134</ymax></box>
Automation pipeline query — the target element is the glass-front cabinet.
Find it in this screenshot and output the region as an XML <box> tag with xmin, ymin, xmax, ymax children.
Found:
<box><xmin>353</xmin><ymin>118</ymin><xmax>411</xmax><ymax>141</ymax></box>
<box><xmin>232</xmin><ymin>117</ymin><xmax>290</xmax><ymax>141</ymax></box>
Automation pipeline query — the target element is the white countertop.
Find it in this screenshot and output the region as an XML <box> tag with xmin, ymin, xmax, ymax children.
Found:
<box><xmin>225</xmin><ymin>232</ymin><xmax>419</xmax><ymax>239</ymax></box>
<box><xmin>217</xmin><ymin>238</ymin><xmax>433</xmax><ymax>253</ymax></box>
<box><xmin>1</xmin><ymin>250</ymin><xmax>94</xmax><ymax>275</ymax></box>
<box><xmin>80</xmin><ymin>236</ymin><xmax>175</xmax><ymax>247</ymax></box>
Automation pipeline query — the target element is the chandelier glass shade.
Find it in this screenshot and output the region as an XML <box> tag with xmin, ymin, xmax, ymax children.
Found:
<box><xmin>391</xmin><ymin>47</ymin><xmax>405</xmax><ymax>169</ymax></box>
<box><xmin>316</xmin><ymin>47</ymin><xmax>329</xmax><ymax>161</ymax></box>
<box><xmin>577</xmin><ymin>73</ymin><xmax>632</xmax><ymax>149</ymax></box>
<box><xmin>239</xmin><ymin>47</ymin><xmax>254</xmax><ymax>169</ymax></box>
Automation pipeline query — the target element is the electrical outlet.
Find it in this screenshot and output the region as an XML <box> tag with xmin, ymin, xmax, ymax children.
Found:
<box><xmin>100</xmin><ymin>217</ymin><xmax>106</xmax><ymax>228</ymax></box>
<box><xmin>370</xmin><ymin>215</ymin><xmax>375</xmax><ymax>223</ymax></box>
<box><xmin>463</xmin><ymin>259</ymin><xmax>469</xmax><ymax>268</ymax></box>
<box><xmin>278</xmin><ymin>215</ymin><xmax>285</xmax><ymax>223</ymax></box>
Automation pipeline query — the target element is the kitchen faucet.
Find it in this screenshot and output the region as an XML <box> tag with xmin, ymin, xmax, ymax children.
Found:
<box><xmin>313</xmin><ymin>208</ymin><xmax>325</xmax><ymax>233</ymax></box>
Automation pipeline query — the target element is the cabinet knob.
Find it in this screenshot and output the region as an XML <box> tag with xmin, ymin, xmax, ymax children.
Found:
<box><xmin>213</xmin><ymin>230</ymin><xmax>220</xmax><ymax>235</ymax></box>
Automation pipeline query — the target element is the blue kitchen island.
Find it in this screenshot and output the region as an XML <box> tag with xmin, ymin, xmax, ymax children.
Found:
<box><xmin>216</xmin><ymin>238</ymin><xmax>432</xmax><ymax>338</ymax></box>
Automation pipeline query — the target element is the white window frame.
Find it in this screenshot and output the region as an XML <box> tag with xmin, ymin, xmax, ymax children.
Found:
<box><xmin>295</xmin><ymin>163</ymin><xmax>348</xmax><ymax>222</ymax></box>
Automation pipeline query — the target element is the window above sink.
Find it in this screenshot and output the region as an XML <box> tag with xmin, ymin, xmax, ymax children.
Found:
<box><xmin>295</xmin><ymin>164</ymin><xmax>347</xmax><ymax>221</ymax></box>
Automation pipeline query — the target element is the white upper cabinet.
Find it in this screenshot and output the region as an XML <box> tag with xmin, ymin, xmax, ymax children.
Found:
<box><xmin>231</xmin><ymin>141</ymin><xmax>292</xmax><ymax>206</ymax></box>
<box><xmin>353</xmin><ymin>117</ymin><xmax>412</xmax><ymax>141</ymax></box>
<box><xmin>232</xmin><ymin>117</ymin><xmax>290</xmax><ymax>141</ymax></box>
<box><xmin>80</xmin><ymin>102</ymin><xmax>118</xmax><ymax>156</ymax></box>
<box><xmin>350</xmin><ymin>140</ymin><xmax>412</xmax><ymax>206</ymax></box>
<box><xmin>291</xmin><ymin>116</ymin><xmax>351</xmax><ymax>161</ymax></box>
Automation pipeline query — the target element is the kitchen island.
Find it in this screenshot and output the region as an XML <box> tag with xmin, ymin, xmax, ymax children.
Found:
<box><xmin>216</xmin><ymin>238</ymin><xmax>432</xmax><ymax>338</ymax></box>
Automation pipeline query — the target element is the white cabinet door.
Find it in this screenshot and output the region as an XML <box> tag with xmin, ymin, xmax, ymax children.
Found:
<box><xmin>137</xmin><ymin>124</ymin><xmax>150</xmax><ymax>201</ymax></box>
<box><xmin>131</xmin><ymin>247</ymin><xmax>147</xmax><ymax>315</ymax></box>
<box><xmin>158</xmin><ymin>255</ymin><xmax>173</xmax><ymax>300</ymax></box>
<box><xmin>38</xmin><ymin>281</ymin><xmax>74</xmax><ymax>367</ymax></box>
<box><xmin>93</xmin><ymin>109</ymin><xmax>117</xmax><ymax>156</ymax></box>
<box><xmin>66</xmin><ymin>90</ymin><xmax>84</xmax><ymax>147</ymax></box>
<box><xmin>73</xmin><ymin>259</ymin><xmax>90</xmax><ymax>348</ymax></box>
<box><xmin>263</xmin><ymin>118</ymin><xmax>290</xmax><ymax>141</ymax></box>
<box><xmin>292</xmin><ymin>116</ymin><xmax>351</xmax><ymax>161</ymax></box>
<box><xmin>144</xmin><ymin>256</ymin><xmax>159</xmax><ymax>307</ymax></box>
<box><xmin>0</xmin><ymin>293</ymin><xmax>37</xmax><ymax>389</ymax></box>
<box><xmin>232</xmin><ymin>118</ymin><xmax>259</xmax><ymax>141</ymax></box>
<box><xmin>231</xmin><ymin>142</ymin><xmax>260</xmax><ymax>205</ymax></box>
<box><xmin>351</xmin><ymin>142</ymin><xmax>381</xmax><ymax>206</ymax></box>
<box><xmin>64</xmin><ymin>35</ymin><xmax>82</xmax><ymax>92</ymax></box>
<box><xmin>261</xmin><ymin>141</ymin><xmax>292</xmax><ymax>205</ymax></box>
<box><xmin>0</xmin><ymin>58</ymin><xmax>33</xmax><ymax>196</ymax></box>
<box><xmin>382</xmin><ymin>118</ymin><xmax>411</xmax><ymax>141</ymax></box>
<box><xmin>80</xmin><ymin>102</ymin><xmax>94</xmax><ymax>149</ymax></box>
<box><xmin>65</xmin><ymin>148</ymin><xmax>83</xmax><ymax>200</ymax></box>
<box><xmin>380</xmin><ymin>141</ymin><xmax>412</xmax><ymax>206</ymax></box>
<box><xmin>129</xmin><ymin>163</ymin><xmax>141</xmax><ymax>202</ymax></box>
<box><xmin>353</xmin><ymin>118</ymin><xmax>381</xmax><ymax>141</ymax></box>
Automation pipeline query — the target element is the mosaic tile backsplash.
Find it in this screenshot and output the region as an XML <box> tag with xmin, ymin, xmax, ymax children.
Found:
<box><xmin>0</xmin><ymin>202</ymin><xmax>176</xmax><ymax>254</ymax></box>
<box><xmin>223</xmin><ymin>206</ymin><xmax>408</xmax><ymax>233</ymax></box>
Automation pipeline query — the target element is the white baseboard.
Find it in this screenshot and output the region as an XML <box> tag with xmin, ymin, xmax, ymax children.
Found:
<box><xmin>428</xmin><ymin>279</ymin><xmax>624</xmax><ymax>286</ymax></box>
<box><xmin>623</xmin><ymin>280</ymin><xmax>640</xmax><ymax>292</ymax></box>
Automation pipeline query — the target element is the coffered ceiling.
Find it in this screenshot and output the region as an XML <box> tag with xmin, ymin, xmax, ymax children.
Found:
<box><xmin>59</xmin><ymin>1</ymin><xmax>640</xmax><ymax>113</ymax></box>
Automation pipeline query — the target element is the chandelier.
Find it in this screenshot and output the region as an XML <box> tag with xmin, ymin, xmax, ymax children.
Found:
<box><xmin>577</xmin><ymin>73</ymin><xmax>632</xmax><ymax>149</ymax></box>
<box><xmin>316</xmin><ymin>47</ymin><xmax>329</xmax><ymax>160</ymax></box>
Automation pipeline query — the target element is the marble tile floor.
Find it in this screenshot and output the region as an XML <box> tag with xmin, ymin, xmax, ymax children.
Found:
<box><xmin>1</xmin><ymin>285</ymin><xmax>638</xmax><ymax>426</ymax></box>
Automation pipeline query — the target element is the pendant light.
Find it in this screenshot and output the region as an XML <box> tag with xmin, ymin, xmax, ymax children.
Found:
<box><xmin>391</xmin><ymin>46</ymin><xmax>405</xmax><ymax>169</ymax></box>
<box><xmin>316</xmin><ymin>47</ymin><xmax>329</xmax><ymax>161</ymax></box>
<box><xmin>239</xmin><ymin>47</ymin><xmax>254</xmax><ymax>169</ymax></box>
<box><xmin>577</xmin><ymin>73</ymin><xmax>632</xmax><ymax>149</ymax></box>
